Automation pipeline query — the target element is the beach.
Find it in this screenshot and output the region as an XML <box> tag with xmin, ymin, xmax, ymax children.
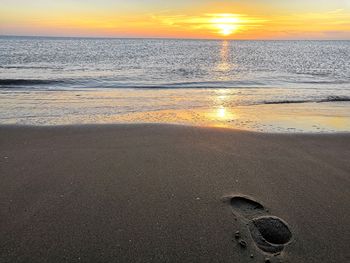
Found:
<box><xmin>1</xmin><ymin>124</ymin><xmax>349</xmax><ymax>262</ymax></box>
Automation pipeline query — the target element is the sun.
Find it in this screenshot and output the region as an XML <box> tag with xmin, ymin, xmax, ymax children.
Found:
<box><xmin>210</xmin><ymin>14</ymin><xmax>241</xmax><ymax>36</ymax></box>
<box><xmin>217</xmin><ymin>24</ymin><xmax>238</xmax><ymax>36</ymax></box>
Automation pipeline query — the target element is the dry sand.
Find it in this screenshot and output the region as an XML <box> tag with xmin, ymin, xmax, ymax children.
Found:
<box><xmin>0</xmin><ymin>124</ymin><xmax>349</xmax><ymax>262</ymax></box>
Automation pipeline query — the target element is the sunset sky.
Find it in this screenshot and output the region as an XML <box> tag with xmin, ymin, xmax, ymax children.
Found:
<box><xmin>1</xmin><ymin>0</ymin><xmax>350</xmax><ymax>39</ymax></box>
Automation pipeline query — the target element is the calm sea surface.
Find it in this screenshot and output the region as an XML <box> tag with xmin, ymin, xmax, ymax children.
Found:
<box><xmin>1</xmin><ymin>37</ymin><xmax>350</xmax><ymax>132</ymax></box>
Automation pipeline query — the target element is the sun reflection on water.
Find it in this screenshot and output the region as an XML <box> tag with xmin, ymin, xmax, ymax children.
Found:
<box><xmin>217</xmin><ymin>41</ymin><xmax>230</xmax><ymax>72</ymax></box>
<box><xmin>216</xmin><ymin>40</ymin><xmax>235</xmax><ymax>80</ymax></box>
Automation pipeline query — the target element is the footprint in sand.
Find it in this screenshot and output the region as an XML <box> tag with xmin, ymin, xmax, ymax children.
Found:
<box><xmin>228</xmin><ymin>196</ymin><xmax>292</xmax><ymax>254</ymax></box>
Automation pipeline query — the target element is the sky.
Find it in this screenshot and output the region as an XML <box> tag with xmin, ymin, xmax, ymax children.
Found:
<box><xmin>0</xmin><ymin>0</ymin><xmax>350</xmax><ymax>39</ymax></box>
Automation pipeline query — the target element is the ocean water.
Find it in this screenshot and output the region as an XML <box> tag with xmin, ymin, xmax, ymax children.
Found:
<box><xmin>1</xmin><ymin>36</ymin><xmax>350</xmax><ymax>132</ymax></box>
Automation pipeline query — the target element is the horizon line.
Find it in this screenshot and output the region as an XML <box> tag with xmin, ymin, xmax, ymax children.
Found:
<box><xmin>1</xmin><ymin>35</ymin><xmax>349</xmax><ymax>41</ymax></box>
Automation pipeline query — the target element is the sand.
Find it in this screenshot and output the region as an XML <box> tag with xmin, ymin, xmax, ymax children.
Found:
<box><xmin>0</xmin><ymin>124</ymin><xmax>349</xmax><ymax>262</ymax></box>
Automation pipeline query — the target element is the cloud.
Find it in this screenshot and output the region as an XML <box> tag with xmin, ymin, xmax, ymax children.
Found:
<box><xmin>151</xmin><ymin>13</ymin><xmax>267</xmax><ymax>35</ymax></box>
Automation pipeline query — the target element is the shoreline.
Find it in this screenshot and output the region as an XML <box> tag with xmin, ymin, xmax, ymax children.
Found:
<box><xmin>1</xmin><ymin>121</ymin><xmax>350</xmax><ymax>135</ymax></box>
<box><xmin>1</xmin><ymin>87</ymin><xmax>350</xmax><ymax>133</ymax></box>
<box><xmin>1</xmin><ymin>124</ymin><xmax>349</xmax><ymax>262</ymax></box>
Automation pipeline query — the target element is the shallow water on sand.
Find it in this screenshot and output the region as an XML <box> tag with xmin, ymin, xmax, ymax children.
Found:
<box><xmin>1</xmin><ymin>88</ymin><xmax>349</xmax><ymax>132</ymax></box>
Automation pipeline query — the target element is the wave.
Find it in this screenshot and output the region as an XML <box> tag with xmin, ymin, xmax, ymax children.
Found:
<box><xmin>320</xmin><ymin>96</ymin><xmax>350</xmax><ymax>102</ymax></box>
<box><xmin>264</xmin><ymin>100</ymin><xmax>311</xmax><ymax>104</ymax></box>
<box><xmin>0</xmin><ymin>78</ymin><xmax>267</xmax><ymax>89</ymax></box>
<box><xmin>0</xmin><ymin>66</ymin><xmax>59</xmax><ymax>70</ymax></box>
<box><xmin>113</xmin><ymin>81</ymin><xmax>265</xmax><ymax>89</ymax></box>
<box><xmin>0</xmin><ymin>78</ymin><xmax>349</xmax><ymax>95</ymax></box>
<box><xmin>263</xmin><ymin>96</ymin><xmax>350</xmax><ymax>105</ymax></box>
<box><xmin>0</xmin><ymin>79</ymin><xmax>63</xmax><ymax>86</ymax></box>
<box><xmin>299</xmin><ymin>81</ymin><xmax>349</xmax><ymax>85</ymax></box>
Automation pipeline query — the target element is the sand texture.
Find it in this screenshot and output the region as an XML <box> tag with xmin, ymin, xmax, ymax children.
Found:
<box><xmin>1</xmin><ymin>124</ymin><xmax>349</xmax><ymax>262</ymax></box>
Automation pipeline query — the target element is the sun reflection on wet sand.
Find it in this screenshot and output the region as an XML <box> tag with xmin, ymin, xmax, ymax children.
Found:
<box><xmin>218</xmin><ymin>107</ymin><xmax>226</xmax><ymax>118</ymax></box>
<box><xmin>207</xmin><ymin>106</ymin><xmax>236</xmax><ymax>122</ymax></box>
<box><xmin>112</xmin><ymin>103</ymin><xmax>350</xmax><ymax>132</ymax></box>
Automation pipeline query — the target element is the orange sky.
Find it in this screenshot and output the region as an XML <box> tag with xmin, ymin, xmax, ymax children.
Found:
<box><xmin>1</xmin><ymin>0</ymin><xmax>350</xmax><ymax>39</ymax></box>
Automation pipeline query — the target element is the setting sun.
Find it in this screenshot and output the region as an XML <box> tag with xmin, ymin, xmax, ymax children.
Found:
<box><xmin>210</xmin><ymin>14</ymin><xmax>241</xmax><ymax>36</ymax></box>
<box><xmin>217</xmin><ymin>24</ymin><xmax>238</xmax><ymax>36</ymax></box>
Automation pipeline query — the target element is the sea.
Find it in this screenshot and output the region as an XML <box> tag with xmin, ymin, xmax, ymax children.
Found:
<box><xmin>1</xmin><ymin>36</ymin><xmax>350</xmax><ymax>132</ymax></box>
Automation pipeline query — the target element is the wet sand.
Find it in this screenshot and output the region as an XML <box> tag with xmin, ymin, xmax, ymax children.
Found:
<box><xmin>0</xmin><ymin>124</ymin><xmax>349</xmax><ymax>262</ymax></box>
